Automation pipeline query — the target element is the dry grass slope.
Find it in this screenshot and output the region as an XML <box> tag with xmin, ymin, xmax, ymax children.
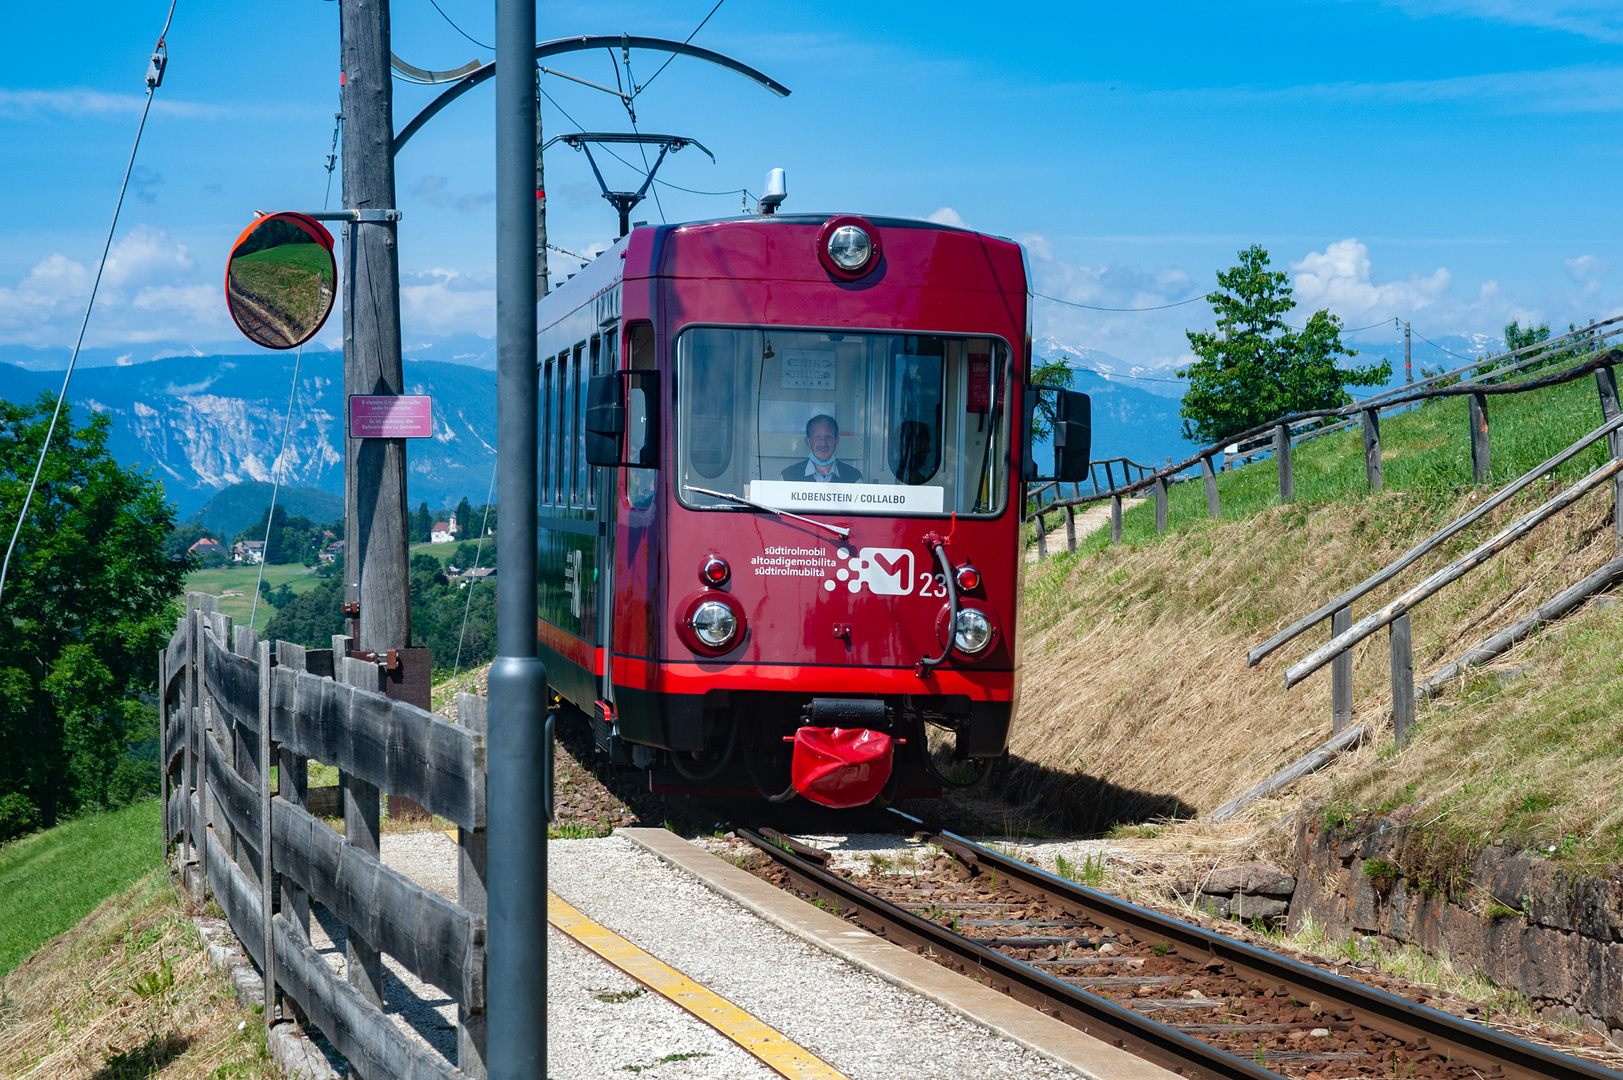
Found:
<box><xmin>1009</xmin><ymin>416</ymin><xmax>1623</xmax><ymax>864</ymax></box>
<box><xmin>0</xmin><ymin>871</ymin><xmax>275</xmax><ymax>1079</ymax></box>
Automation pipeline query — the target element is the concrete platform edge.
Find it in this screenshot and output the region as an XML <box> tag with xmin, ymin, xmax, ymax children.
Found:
<box><xmin>618</xmin><ymin>827</ymin><xmax>1176</xmax><ymax>1080</ymax></box>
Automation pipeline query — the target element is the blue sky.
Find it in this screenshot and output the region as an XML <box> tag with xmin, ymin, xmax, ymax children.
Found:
<box><xmin>4</xmin><ymin>0</ymin><xmax>1623</xmax><ymax>375</ymax></box>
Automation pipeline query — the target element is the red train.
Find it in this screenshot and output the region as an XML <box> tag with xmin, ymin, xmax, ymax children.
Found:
<box><xmin>534</xmin><ymin>211</ymin><xmax>1089</xmax><ymax>808</ymax></box>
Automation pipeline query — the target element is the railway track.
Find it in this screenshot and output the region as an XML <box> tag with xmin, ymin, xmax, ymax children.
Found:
<box><xmin>738</xmin><ymin>821</ymin><xmax>1622</xmax><ymax>1080</ymax></box>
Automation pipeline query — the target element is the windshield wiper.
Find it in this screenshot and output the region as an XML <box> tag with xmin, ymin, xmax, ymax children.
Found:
<box><xmin>684</xmin><ymin>486</ymin><xmax>851</xmax><ymax>542</ymax></box>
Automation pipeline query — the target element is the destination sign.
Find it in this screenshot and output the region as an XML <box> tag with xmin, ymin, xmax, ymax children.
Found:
<box><xmin>747</xmin><ymin>480</ymin><xmax>945</xmax><ymax>515</ymax></box>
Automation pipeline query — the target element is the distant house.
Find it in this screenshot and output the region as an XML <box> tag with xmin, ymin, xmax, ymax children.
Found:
<box><xmin>232</xmin><ymin>540</ymin><xmax>264</xmax><ymax>565</ymax></box>
<box><xmin>319</xmin><ymin>539</ymin><xmax>344</xmax><ymax>563</ymax></box>
<box><xmin>189</xmin><ymin>538</ymin><xmax>226</xmax><ymax>559</ymax></box>
<box><xmin>454</xmin><ymin>566</ymin><xmax>495</xmax><ymax>587</ymax></box>
<box><xmin>431</xmin><ymin>511</ymin><xmax>457</xmax><ymax>545</ymax></box>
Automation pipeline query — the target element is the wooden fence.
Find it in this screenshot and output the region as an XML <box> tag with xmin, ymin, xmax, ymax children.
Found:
<box><xmin>1026</xmin><ymin>317</ymin><xmax>1623</xmax><ymax>555</ymax></box>
<box><xmin>160</xmin><ymin>593</ymin><xmax>488</xmax><ymax>1079</ymax></box>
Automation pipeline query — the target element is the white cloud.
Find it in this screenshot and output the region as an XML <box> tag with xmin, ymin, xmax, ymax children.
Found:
<box><xmin>104</xmin><ymin>226</ymin><xmax>195</xmax><ymax>289</ymax></box>
<box><xmin>400</xmin><ymin>269</ymin><xmax>495</xmax><ymax>334</ymax></box>
<box><xmin>1370</xmin><ymin>1</ymin><xmax>1623</xmax><ymax>44</ymax></box>
<box><xmin>0</xmin><ymin>87</ymin><xmax>229</xmax><ymax>120</ymax></box>
<box><xmin>1290</xmin><ymin>239</ymin><xmax>1451</xmax><ymax>321</ymax></box>
<box><xmin>927</xmin><ymin>207</ymin><xmax>967</xmax><ymax>228</ymax></box>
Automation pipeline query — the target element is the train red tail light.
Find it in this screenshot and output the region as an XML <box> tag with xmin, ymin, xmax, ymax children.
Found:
<box><xmin>700</xmin><ymin>556</ymin><xmax>730</xmax><ymax>586</ymax></box>
<box><xmin>955</xmin><ymin>565</ymin><xmax>981</xmax><ymax>592</ymax></box>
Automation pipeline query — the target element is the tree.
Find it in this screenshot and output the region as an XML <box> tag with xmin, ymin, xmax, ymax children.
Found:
<box><xmin>1028</xmin><ymin>356</ymin><xmax>1076</xmax><ymax>441</ymax></box>
<box><xmin>1177</xmin><ymin>246</ymin><xmax>1392</xmax><ymax>444</ymax></box>
<box><xmin>1504</xmin><ymin>318</ymin><xmax>1551</xmax><ymax>354</ymax></box>
<box><xmin>410</xmin><ymin>501</ymin><xmax>432</xmax><ymax>544</ymax></box>
<box><xmin>163</xmin><ymin>522</ymin><xmax>215</xmax><ymax>560</ymax></box>
<box><xmin>263</xmin><ymin>574</ymin><xmax>345</xmax><ymax>648</ymax></box>
<box><xmin>454</xmin><ymin>496</ymin><xmax>473</xmax><ymax>537</ymax></box>
<box><xmin>0</xmin><ymin>396</ymin><xmax>188</xmax><ymax>838</ymax></box>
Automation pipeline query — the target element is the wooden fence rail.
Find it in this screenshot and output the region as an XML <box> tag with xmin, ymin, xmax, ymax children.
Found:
<box><xmin>1024</xmin><ymin>335</ymin><xmax>1623</xmax><ymax>556</ymax></box>
<box><xmin>159</xmin><ymin>596</ymin><xmax>486</xmax><ymax>1080</ymax></box>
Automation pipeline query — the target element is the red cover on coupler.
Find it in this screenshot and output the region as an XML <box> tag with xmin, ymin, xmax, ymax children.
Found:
<box><xmin>789</xmin><ymin>727</ymin><xmax>893</xmax><ymax>808</ymax></box>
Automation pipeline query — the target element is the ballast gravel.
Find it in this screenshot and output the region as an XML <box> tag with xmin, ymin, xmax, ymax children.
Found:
<box><xmin>551</xmin><ymin>834</ymin><xmax>1087</xmax><ymax>1080</ymax></box>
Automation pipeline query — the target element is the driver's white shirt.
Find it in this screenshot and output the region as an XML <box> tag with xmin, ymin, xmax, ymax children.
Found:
<box><xmin>804</xmin><ymin>458</ymin><xmax>842</xmax><ymax>483</ymax></box>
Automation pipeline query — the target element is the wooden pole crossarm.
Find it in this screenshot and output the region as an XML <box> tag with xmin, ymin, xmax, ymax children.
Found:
<box><xmin>1249</xmin><ymin>410</ymin><xmax>1623</xmax><ymax>666</ymax></box>
<box><xmin>393</xmin><ymin>35</ymin><xmax>791</xmax><ymax>157</ymax></box>
<box><xmin>1283</xmin><ymin>454</ymin><xmax>1623</xmax><ymax>688</ymax></box>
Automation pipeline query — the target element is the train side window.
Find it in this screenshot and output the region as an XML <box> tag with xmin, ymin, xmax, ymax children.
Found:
<box><xmin>572</xmin><ymin>343</ymin><xmax>588</xmax><ymax>506</ymax></box>
<box><xmin>586</xmin><ymin>336</ymin><xmax>601</xmax><ymax>510</ymax></box>
<box><xmin>887</xmin><ymin>337</ymin><xmax>945</xmax><ymax>485</ymax></box>
<box><xmin>629</xmin><ymin>323</ymin><xmax>654</xmax><ymax>370</ymax></box>
<box><xmin>540</xmin><ymin>358</ymin><xmax>554</xmax><ymax>506</ymax></box>
<box><xmin>555</xmin><ymin>350</ymin><xmax>570</xmax><ymax>507</ymax></box>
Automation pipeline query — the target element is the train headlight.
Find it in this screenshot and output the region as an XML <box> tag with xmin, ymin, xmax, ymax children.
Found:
<box><xmin>953</xmin><ymin>608</ymin><xmax>993</xmax><ymax>654</ymax></box>
<box><xmin>691</xmin><ymin>600</ymin><xmax>738</xmax><ymax>648</ymax></box>
<box><xmin>827</xmin><ymin>226</ymin><xmax>872</xmax><ymax>271</ymax></box>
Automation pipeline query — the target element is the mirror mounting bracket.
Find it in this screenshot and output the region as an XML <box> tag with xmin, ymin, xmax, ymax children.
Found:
<box><xmin>256</xmin><ymin>209</ymin><xmax>403</xmax><ymax>223</ymax></box>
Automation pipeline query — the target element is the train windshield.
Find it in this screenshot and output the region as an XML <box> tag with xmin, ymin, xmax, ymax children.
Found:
<box><xmin>676</xmin><ymin>329</ymin><xmax>1011</xmax><ymax>517</ymax></box>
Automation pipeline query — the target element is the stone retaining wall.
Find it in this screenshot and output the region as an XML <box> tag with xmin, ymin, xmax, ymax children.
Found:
<box><xmin>1289</xmin><ymin>806</ymin><xmax>1623</xmax><ymax>1044</ymax></box>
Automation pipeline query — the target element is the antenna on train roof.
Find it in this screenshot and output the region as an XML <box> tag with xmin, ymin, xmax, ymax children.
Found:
<box><xmin>757</xmin><ymin>168</ymin><xmax>787</xmax><ymax>214</ymax></box>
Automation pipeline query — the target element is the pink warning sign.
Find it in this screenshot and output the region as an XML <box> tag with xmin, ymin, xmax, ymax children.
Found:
<box><xmin>349</xmin><ymin>395</ymin><xmax>434</xmax><ymax>438</ymax></box>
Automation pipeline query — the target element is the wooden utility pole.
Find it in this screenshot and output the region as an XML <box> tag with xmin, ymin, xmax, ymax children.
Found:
<box><xmin>536</xmin><ymin>67</ymin><xmax>549</xmax><ymax>298</ymax></box>
<box><xmin>339</xmin><ymin>0</ymin><xmax>407</xmax><ymax>1046</ymax></box>
<box><xmin>341</xmin><ymin>0</ymin><xmax>410</xmax><ymax>657</ymax></box>
<box><xmin>1404</xmin><ymin>321</ymin><xmax>1412</xmax><ymax>385</ymax></box>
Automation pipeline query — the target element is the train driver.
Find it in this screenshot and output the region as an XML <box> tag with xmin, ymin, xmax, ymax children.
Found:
<box><xmin>782</xmin><ymin>414</ymin><xmax>864</xmax><ymax>484</ymax></box>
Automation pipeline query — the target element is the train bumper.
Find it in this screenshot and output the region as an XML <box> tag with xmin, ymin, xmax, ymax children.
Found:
<box><xmin>789</xmin><ymin>727</ymin><xmax>893</xmax><ymax>808</ymax></box>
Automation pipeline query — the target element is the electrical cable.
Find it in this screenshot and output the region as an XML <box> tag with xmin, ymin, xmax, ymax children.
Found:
<box><xmin>1034</xmin><ymin>291</ymin><xmax>1205</xmax><ymax>312</ymax></box>
<box><xmin>248</xmin><ymin>343</ymin><xmax>305</xmax><ymax>633</ymax></box>
<box><xmin>0</xmin><ymin>0</ymin><xmax>176</xmax><ymax>607</ymax></box>
<box><xmin>425</xmin><ymin>0</ymin><xmax>492</xmax><ymax>50</ymax></box>
<box><xmin>1410</xmin><ymin>327</ymin><xmax>1483</xmax><ymax>363</ymax></box>
<box><xmin>452</xmin><ymin>461</ymin><xmax>498</xmax><ymax>679</ymax></box>
<box><xmin>637</xmin><ymin>0</ymin><xmax>727</xmax><ymax>95</ymax></box>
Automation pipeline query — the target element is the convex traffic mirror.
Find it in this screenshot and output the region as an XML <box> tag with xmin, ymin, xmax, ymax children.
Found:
<box><xmin>224</xmin><ymin>212</ymin><xmax>336</xmax><ymax>349</ymax></box>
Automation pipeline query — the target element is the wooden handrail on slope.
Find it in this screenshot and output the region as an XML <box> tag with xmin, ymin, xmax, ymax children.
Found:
<box><xmin>1025</xmin><ymin>338</ymin><xmax>1623</xmax><ymax>552</ymax></box>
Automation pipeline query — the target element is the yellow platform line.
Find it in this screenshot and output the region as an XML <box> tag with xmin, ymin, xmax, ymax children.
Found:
<box><xmin>547</xmin><ymin>890</ymin><xmax>850</xmax><ymax>1080</ymax></box>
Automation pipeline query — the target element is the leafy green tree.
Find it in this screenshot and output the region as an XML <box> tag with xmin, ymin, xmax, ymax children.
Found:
<box><xmin>1178</xmin><ymin>246</ymin><xmax>1392</xmax><ymax>444</ymax></box>
<box><xmin>454</xmin><ymin>496</ymin><xmax>473</xmax><ymax>537</ymax></box>
<box><xmin>1504</xmin><ymin>318</ymin><xmax>1551</xmax><ymax>354</ymax></box>
<box><xmin>262</xmin><ymin>574</ymin><xmax>344</xmax><ymax>647</ymax></box>
<box><xmin>163</xmin><ymin>522</ymin><xmax>216</xmax><ymax>560</ymax></box>
<box><xmin>410</xmin><ymin>501</ymin><xmax>432</xmax><ymax>544</ymax></box>
<box><xmin>0</xmin><ymin>396</ymin><xmax>188</xmax><ymax>837</ymax></box>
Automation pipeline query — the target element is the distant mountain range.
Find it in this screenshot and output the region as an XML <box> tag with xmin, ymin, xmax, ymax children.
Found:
<box><xmin>187</xmin><ymin>482</ymin><xmax>346</xmax><ymax>541</ymax></box>
<box><xmin>0</xmin><ymin>353</ymin><xmax>495</xmax><ymax>517</ymax></box>
<box><xmin>0</xmin><ymin>325</ymin><xmax>1513</xmax><ymax>515</ymax></box>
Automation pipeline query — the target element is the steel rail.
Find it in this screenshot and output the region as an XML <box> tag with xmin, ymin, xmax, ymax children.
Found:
<box><xmin>738</xmin><ymin>828</ymin><xmax>1283</xmax><ymax>1080</ymax></box>
<box><xmin>919</xmin><ymin>828</ymin><xmax>1623</xmax><ymax>1080</ymax></box>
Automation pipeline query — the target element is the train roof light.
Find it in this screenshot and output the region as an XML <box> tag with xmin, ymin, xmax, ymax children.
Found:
<box><xmin>827</xmin><ymin>225</ymin><xmax>872</xmax><ymax>271</ymax></box>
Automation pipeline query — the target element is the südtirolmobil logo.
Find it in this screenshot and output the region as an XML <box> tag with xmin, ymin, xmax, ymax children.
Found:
<box><xmin>830</xmin><ymin>547</ymin><xmax>913</xmax><ymax>595</ymax></box>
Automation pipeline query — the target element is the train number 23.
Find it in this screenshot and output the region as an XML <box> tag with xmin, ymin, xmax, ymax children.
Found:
<box><xmin>918</xmin><ymin>571</ymin><xmax>949</xmax><ymax>598</ymax></box>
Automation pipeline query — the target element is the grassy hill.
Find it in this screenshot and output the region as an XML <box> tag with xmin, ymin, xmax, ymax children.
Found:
<box><xmin>187</xmin><ymin>480</ymin><xmax>343</xmax><ymax>541</ymax></box>
<box><xmin>1013</xmin><ymin>371</ymin><xmax>1623</xmax><ymax>872</ymax></box>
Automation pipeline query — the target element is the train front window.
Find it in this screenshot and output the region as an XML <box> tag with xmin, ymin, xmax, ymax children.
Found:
<box><xmin>675</xmin><ymin>329</ymin><xmax>1010</xmax><ymax>517</ymax></box>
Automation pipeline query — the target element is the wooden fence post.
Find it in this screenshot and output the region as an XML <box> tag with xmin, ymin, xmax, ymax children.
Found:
<box><xmin>1596</xmin><ymin>366</ymin><xmax>1622</xmax><ymax>547</ymax></box>
<box><xmin>1034</xmin><ymin>505</ymin><xmax>1048</xmax><ymax>560</ymax></box>
<box><xmin>274</xmin><ymin>643</ymin><xmax>312</xmax><ymax>946</ymax></box>
<box><xmin>1362</xmin><ymin>409</ymin><xmax>1383</xmax><ymax>493</ymax></box>
<box><xmin>1391</xmin><ymin>613</ymin><xmax>1414</xmax><ymax>745</ymax></box>
<box><xmin>457</xmin><ymin>691</ymin><xmax>489</xmax><ymax>1079</ymax></box>
<box><xmin>339</xmin><ymin>655</ymin><xmax>386</xmax><ymax>1023</ymax></box>
<box><xmin>1331</xmin><ymin>606</ymin><xmax>1352</xmax><ymax>734</ymax></box>
<box><xmin>1469</xmin><ymin>392</ymin><xmax>1491</xmax><ymax>482</ymax></box>
<box><xmin>257</xmin><ymin>640</ymin><xmax>277</xmax><ymax>1026</ymax></box>
<box><xmin>1201</xmin><ymin>455</ymin><xmax>1221</xmax><ymax>519</ymax></box>
<box><xmin>1153</xmin><ymin>476</ymin><xmax>1168</xmax><ymax>535</ymax></box>
<box><xmin>1110</xmin><ymin>494</ymin><xmax>1123</xmax><ymax>544</ymax></box>
<box><xmin>1275</xmin><ymin>423</ymin><xmax>1294</xmax><ymax>502</ymax></box>
<box><xmin>183</xmin><ymin>597</ymin><xmax>200</xmax><ymax>873</ymax></box>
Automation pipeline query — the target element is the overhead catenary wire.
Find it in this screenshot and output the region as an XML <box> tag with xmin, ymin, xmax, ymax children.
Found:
<box><xmin>425</xmin><ymin>0</ymin><xmax>493</xmax><ymax>51</ymax></box>
<box><xmin>452</xmin><ymin>461</ymin><xmax>498</xmax><ymax>679</ymax></box>
<box><xmin>637</xmin><ymin>0</ymin><xmax>728</xmax><ymax>95</ymax></box>
<box><xmin>0</xmin><ymin>1</ymin><xmax>177</xmax><ymax>606</ymax></box>
<box><xmin>248</xmin><ymin>344</ymin><xmax>306</xmax><ymax>633</ymax></box>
